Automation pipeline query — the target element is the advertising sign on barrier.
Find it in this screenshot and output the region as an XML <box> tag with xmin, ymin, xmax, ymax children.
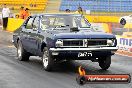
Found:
<box><xmin>116</xmin><ymin>35</ymin><xmax>132</xmax><ymax>52</ymax></box>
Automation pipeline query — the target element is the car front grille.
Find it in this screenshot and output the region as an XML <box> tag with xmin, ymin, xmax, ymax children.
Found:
<box><xmin>88</xmin><ymin>39</ymin><xmax>107</xmax><ymax>46</ymax></box>
<box><xmin>63</xmin><ymin>40</ymin><xmax>84</xmax><ymax>47</ymax></box>
<box><xmin>61</xmin><ymin>39</ymin><xmax>108</xmax><ymax>47</ymax></box>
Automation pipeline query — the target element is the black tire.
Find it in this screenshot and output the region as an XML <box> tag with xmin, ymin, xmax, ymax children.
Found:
<box><xmin>120</xmin><ymin>18</ymin><xmax>126</xmax><ymax>25</ymax></box>
<box><xmin>98</xmin><ymin>56</ymin><xmax>111</xmax><ymax>70</ymax></box>
<box><xmin>42</xmin><ymin>47</ymin><xmax>54</xmax><ymax>71</ymax></box>
<box><xmin>17</xmin><ymin>40</ymin><xmax>30</xmax><ymax>61</ymax></box>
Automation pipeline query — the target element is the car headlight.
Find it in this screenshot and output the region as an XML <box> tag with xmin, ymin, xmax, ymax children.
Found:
<box><xmin>56</xmin><ymin>39</ymin><xmax>63</xmax><ymax>47</ymax></box>
<box><xmin>107</xmin><ymin>39</ymin><xmax>115</xmax><ymax>46</ymax></box>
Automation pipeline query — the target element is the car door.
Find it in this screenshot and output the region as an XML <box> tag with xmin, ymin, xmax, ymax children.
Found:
<box><xmin>29</xmin><ymin>16</ymin><xmax>40</xmax><ymax>55</ymax></box>
<box><xmin>23</xmin><ymin>16</ymin><xmax>36</xmax><ymax>53</ymax></box>
<box><xmin>20</xmin><ymin>16</ymin><xmax>34</xmax><ymax>52</ymax></box>
<box><xmin>36</xmin><ymin>15</ymin><xmax>50</xmax><ymax>56</ymax></box>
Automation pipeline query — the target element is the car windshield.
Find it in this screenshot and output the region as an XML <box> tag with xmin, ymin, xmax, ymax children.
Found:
<box><xmin>40</xmin><ymin>15</ymin><xmax>91</xmax><ymax>30</ymax></box>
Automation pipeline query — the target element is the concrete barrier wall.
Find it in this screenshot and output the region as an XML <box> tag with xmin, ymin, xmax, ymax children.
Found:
<box><xmin>6</xmin><ymin>16</ymin><xmax>120</xmax><ymax>32</ymax></box>
<box><xmin>85</xmin><ymin>15</ymin><xmax>119</xmax><ymax>23</ymax></box>
<box><xmin>7</xmin><ymin>18</ymin><xmax>24</xmax><ymax>32</ymax></box>
<box><xmin>6</xmin><ymin>18</ymin><xmax>111</xmax><ymax>33</ymax></box>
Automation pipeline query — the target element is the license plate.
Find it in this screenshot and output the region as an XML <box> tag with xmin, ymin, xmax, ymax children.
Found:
<box><xmin>78</xmin><ymin>52</ymin><xmax>93</xmax><ymax>57</ymax></box>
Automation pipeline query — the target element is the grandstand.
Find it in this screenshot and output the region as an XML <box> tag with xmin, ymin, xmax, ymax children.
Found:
<box><xmin>0</xmin><ymin>0</ymin><xmax>48</xmax><ymax>10</ymax></box>
<box><xmin>0</xmin><ymin>0</ymin><xmax>132</xmax><ymax>15</ymax></box>
<box><xmin>60</xmin><ymin>0</ymin><xmax>132</xmax><ymax>12</ymax></box>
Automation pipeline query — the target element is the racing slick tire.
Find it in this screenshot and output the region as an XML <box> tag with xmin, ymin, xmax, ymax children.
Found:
<box><xmin>120</xmin><ymin>18</ymin><xmax>126</xmax><ymax>25</ymax></box>
<box><xmin>98</xmin><ymin>56</ymin><xmax>111</xmax><ymax>70</ymax></box>
<box><xmin>42</xmin><ymin>47</ymin><xmax>54</xmax><ymax>71</ymax></box>
<box><xmin>17</xmin><ymin>40</ymin><xmax>30</xmax><ymax>61</ymax></box>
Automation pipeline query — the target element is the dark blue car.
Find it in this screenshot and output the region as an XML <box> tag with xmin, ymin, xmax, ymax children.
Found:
<box><xmin>12</xmin><ymin>14</ymin><xmax>118</xmax><ymax>71</ymax></box>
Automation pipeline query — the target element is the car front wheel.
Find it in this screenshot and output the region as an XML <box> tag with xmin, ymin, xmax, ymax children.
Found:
<box><xmin>98</xmin><ymin>56</ymin><xmax>111</xmax><ymax>70</ymax></box>
<box><xmin>17</xmin><ymin>40</ymin><xmax>30</xmax><ymax>61</ymax></box>
<box><xmin>42</xmin><ymin>47</ymin><xmax>54</xmax><ymax>71</ymax></box>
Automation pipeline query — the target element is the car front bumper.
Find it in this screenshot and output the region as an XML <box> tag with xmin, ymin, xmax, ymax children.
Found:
<box><xmin>50</xmin><ymin>47</ymin><xmax>118</xmax><ymax>52</ymax></box>
<box><xmin>49</xmin><ymin>47</ymin><xmax>118</xmax><ymax>60</ymax></box>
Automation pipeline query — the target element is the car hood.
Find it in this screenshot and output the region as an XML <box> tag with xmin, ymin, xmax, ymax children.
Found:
<box><xmin>53</xmin><ymin>31</ymin><xmax>115</xmax><ymax>39</ymax></box>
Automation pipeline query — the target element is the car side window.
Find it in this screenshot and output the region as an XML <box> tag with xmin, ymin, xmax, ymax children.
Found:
<box><xmin>25</xmin><ymin>17</ymin><xmax>34</xmax><ymax>29</ymax></box>
<box><xmin>33</xmin><ymin>16</ymin><xmax>39</xmax><ymax>29</ymax></box>
<box><xmin>40</xmin><ymin>18</ymin><xmax>50</xmax><ymax>30</ymax></box>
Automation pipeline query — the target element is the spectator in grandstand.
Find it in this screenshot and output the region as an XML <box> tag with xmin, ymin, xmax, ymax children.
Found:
<box><xmin>23</xmin><ymin>8</ymin><xmax>30</xmax><ymax>19</ymax></box>
<box><xmin>65</xmin><ymin>9</ymin><xmax>70</xmax><ymax>13</ymax></box>
<box><xmin>19</xmin><ymin>6</ymin><xmax>25</xmax><ymax>19</ymax></box>
<box><xmin>76</xmin><ymin>7</ymin><xmax>83</xmax><ymax>15</ymax></box>
<box><xmin>2</xmin><ymin>4</ymin><xmax>10</xmax><ymax>30</ymax></box>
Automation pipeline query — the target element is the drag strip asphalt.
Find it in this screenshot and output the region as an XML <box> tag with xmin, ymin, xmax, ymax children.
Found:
<box><xmin>0</xmin><ymin>46</ymin><xmax>131</xmax><ymax>88</ymax></box>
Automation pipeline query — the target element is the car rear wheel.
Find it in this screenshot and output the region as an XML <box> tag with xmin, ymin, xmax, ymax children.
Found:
<box><xmin>42</xmin><ymin>47</ymin><xmax>54</xmax><ymax>71</ymax></box>
<box><xmin>17</xmin><ymin>40</ymin><xmax>30</xmax><ymax>61</ymax></box>
<box><xmin>98</xmin><ymin>56</ymin><xmax>111</xmax><ymax>70</ymax></box>
<box><xmin>120</xmin><ymin>18</ymin><xmax>126</xmax><ymax>25</ymax></box>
